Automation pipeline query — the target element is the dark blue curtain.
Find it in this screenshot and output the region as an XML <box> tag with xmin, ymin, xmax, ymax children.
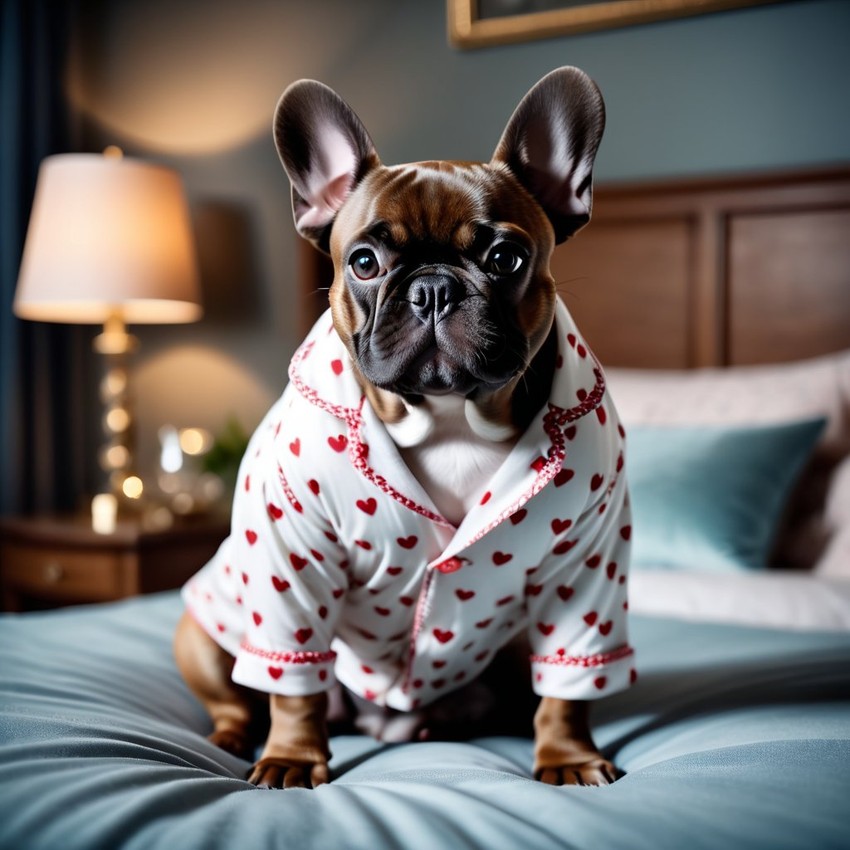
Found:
<box><xmin>0</xmin><ymin>0</ymin><xmax>88</xmax><ymax>515</ymax></box>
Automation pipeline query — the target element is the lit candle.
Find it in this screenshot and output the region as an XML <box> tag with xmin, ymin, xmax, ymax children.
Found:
<box><xmin>92</xmin><ymin>493</ymin><xmax>118</xmax><ymax>535</ymax></box>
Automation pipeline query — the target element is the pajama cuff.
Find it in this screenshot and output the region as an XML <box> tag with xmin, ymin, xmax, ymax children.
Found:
<box><xmin>231</xmin><ymin>640</ymin><xmax>338</xmax><ymax>696</ymax></box>
<box><xmin>530</xmin><ymin>644</ymin><xmax>636</xmax><ymax>699</ymax></box>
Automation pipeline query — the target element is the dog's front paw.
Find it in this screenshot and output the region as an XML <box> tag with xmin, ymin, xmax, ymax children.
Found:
<box><xmin>535</xmin><ymin>756</ymin><xmax>623</xmax><ymax>787</ymax></box>
<box><xmin>247</xmin><ymin>756</ymin><xmax>329</xmax><ymax>790</ymax></box>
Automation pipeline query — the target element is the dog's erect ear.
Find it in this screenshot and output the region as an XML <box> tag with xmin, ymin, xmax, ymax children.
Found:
<box><xmin>492</xmin><ymin>67</ymin><xmax>605</xmax><ymax>244</ymax></box>
<box><xmin>274</xmin><ymin>80</ymin><xmax>380</xmax><ymax>251</ymax></box>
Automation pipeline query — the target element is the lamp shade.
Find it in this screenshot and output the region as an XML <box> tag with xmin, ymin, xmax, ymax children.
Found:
<box><xmin>14</xmin><ymin>153</ymin><xmax>202</xmax><ymax>324</ymax></box>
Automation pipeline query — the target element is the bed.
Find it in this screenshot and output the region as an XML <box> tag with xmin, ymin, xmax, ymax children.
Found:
<box><xmin>2</xmin><ymin>167</ymin><xmax>850</xmax><ymax>850</ymax></box>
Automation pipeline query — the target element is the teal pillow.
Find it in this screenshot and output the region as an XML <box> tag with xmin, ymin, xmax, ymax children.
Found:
<box><xmin>628</xmin><ymin>419</ymin><xmax>825</xmax><ymax>572</ymax></box>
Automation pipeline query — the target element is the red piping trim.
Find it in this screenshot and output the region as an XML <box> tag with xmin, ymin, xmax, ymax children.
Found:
<box><xmin>239</xmin><ymin>639</ymin><xmax>337</xmax><ymax>665</ymax></box>
<box><xmin>531</xmin><ymin>644</ymin><xmax>633</xmax><ymax>668</ymax></box>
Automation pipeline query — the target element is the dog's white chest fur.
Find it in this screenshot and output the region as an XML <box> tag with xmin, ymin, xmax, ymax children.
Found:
<box><xmin>392</xmin><ymin>395</ymin><xmax>515</xmax><ymax>527</ymax></box>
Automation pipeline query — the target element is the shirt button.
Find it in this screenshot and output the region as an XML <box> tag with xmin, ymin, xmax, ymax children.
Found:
<box><xmin>436</xmin><ymin>557</ymin><xmax>463</xmax><ymax>574</ymax></box>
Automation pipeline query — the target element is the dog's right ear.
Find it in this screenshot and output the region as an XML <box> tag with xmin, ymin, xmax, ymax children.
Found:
<box><xmin>274</xmin><ymin>81</ymin><xmax>380</xmax><ymax>252</ymax></box>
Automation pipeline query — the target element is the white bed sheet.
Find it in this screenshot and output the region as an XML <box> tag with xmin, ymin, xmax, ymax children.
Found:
<box><xmin>630</xmin><ymin>570</ymin><xmax>850</xmax><ymax>632</ymax></box>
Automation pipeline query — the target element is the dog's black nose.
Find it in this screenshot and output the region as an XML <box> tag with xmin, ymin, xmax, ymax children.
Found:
<box><xmin>408</xmin><ymin>275</ymin><xmax>463</xmax><ymax>324</ymax></box>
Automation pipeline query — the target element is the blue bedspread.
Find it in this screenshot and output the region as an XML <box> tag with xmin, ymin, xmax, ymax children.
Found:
<box><xmin>1</xmin><ymin>592</ymin><xmax>848</xmax><ymax>850</ymax></box>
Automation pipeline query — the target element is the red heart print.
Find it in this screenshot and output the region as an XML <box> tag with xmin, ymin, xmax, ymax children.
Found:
<box><xmin>290</xmin><ymin>553</ymin><xmax>308</xmax><ymax>571</ymax></box>
<box><xmin>594</xmin><ymin>676</ymin><xmax>607</xmax><ymax>690</ymax></box>
<box><xmin>355</xmin><ymin>539</ymin><xmax>372</xmax><ymax>550</ymax></box>
<box><xmin>310</xmin><ymin>549</ymin><xmax>325</xmax><ymax>562</ymax></box>
<box><xmin>577</xmin><ymin>389</ymin><xmax>588</xmax><ymax>402</ymax></box>
<box><xmin>241</xmin><ymin>572</ymin><xmax>249</xmax><ymax>585</ymax></box>
<box><xmin>325</xmin><ymin>530</ymin><xmax>338</xmax><ymax>543</ymax></box>
<box><xmin>554</xmin><ymin>468</ymin><xmax>575</xmax><ymax>487</ymax></box>
<box><xmin>557</xmin><ymin>585</ymin><xmax>574</xmax><ymax>601</ymax></box>
<box><xmin>606</xmin><ymin>562</ymin><xmax>617</xmax><ymax>580</ymax></box>
<box><xmin>364</xmin><ymin>690</ymin><xmax>377</xmax><ymax>701</ymax></box>
<box><xmin>454</xmin><ymin>671</ymin><xmax>466</xmax><ymax>682</ymax></box>
<box><xmin>332</xmin><ymin>588</ymin><xmax>345</xmax><ymax>599</ymax></box>
<box><xmin>599</xmin><ymin>620</ymin><xmax>613</xmax><ymax>636</ymax></box>
<box><xmin>475</xmin><ymin>618</ymin><xmax>493</xmax><ymax>629</ymax></box>
<box><xmin>387</xmin><ymin>566</ymin><xmax>403</xmax><ymax>576</ymax></box>
<box><xmin>565</xmin><ymin>426</ymin><xmax>577</xmax><ymax>441</ymax></box>
<box><xmin>496</xmin><ymin>595</ymin><xmax>515</xmax><ymax>607</ymax></box>
<box><xmin>289</xmin><ymin>438</ymin><xmax>301</xmax><ymax>456</ymax></box>
<box><xmin>362</xmin><ymin>664</ymin><xmax>374</xmax><ymax>674</ymax></box>
<box><xmin>356</xmin><ymin>497</ymin><xmax>377</xmax><ymax>515</ymax></box>
<box><xmin>455</xmin><ymin>589</ymin><xmax>475</xmax><ymax>601</ymax></box>
<box><xmin>308</xmin><ymin>479</ymin><xmax>321</xmax><ymax>495</ymax></box>
<box><xmin>553</xmin><ymin>539</ymin><xmax>578</xmax><ymax>555</ymax></box>
<box><xmin>617</xmin><ymin>452</ymin><xmax>624</xmax><ymax>472</ymax></box>
<box><xmin>244</xmin><ymin>475</ymin><xmax>251</xmax><ymax>492</ymax></box>
<box><xmin>551</xmin><ymin>517</ymin><xmax>572</xmax><ymax>535</ymax></box>
<box><xmin>397</xmin><ymin>535</ymin><xmax>418</xmax><ymax>550</ymax></box>
<box><xmin>492</xmin><ymin>551</ymin><xmax>513</xmax><ymax>566</ymax></box>
<box><xmin>590</xmin><ymin>474</ymin><xmax>604</xmax><ymax>491</ymax></box>
<box><xmin>583</xmin><ymin>611</ymin><xmax>598</xmax><ymax>626</ymax></box>
<box><xmin>531</xmin><ymin>456</ymin><xmax>547</xmax><ymax>472</ymax></box>
<box><xmin>630</xmin><ymin>669</ymin><xmax>638</xmax><ymax>684</ymax></box>
<box><xmin>267</xmin><ymin>503</ymin><xmax>283</xmax><ymax>520</ymax></box>
<box><xmin>328</xmin><ymin>435</ymin><xmax>347</xmax><ymax>452</ymax></box>
<box><xmin>432</xmin><ymin>660</ymin><xmax>447</xmax><ymax>669</ymax></box>
<box><xmin>216</xmin><ymin>623</ymin><xmax>226</xmax><ymax>633</ymax></box>
<box><xmin>510</xmin><ymin>509</ymin><xmax>528</xmax><ymax>525</ymax></box>
<box><xmin>596</xmin><ymin>407</ymin><xmax>607</xmax><ymax>425</ymax></box>
<box><xmin>567</xmin><ymin>333</ymin><xmax>577</xmax><ymax>348</ymax></box>
<box><xmin>537</xmin><ymin>622</ymin><xmax>555</xmax><ymax>636</ymax></box>
<box><xmin>318</xmin><ymin>606</ymin><xmax>328</xmax><ymax>619</ymax></box>
<box><xmin>245</xmin><ymin>529</ymin><xmax>258</xmax><ymax>546</ymax></box>
<box><xmin>252</xmin><ymin>611</ymin><xmax>263</xmax><ymax>626</ymax></box>
<box><xmin>374</xmin><ymin>606</ymin><xmax>391</xmax><ymax>616</ymax></box>
<box><xmin>433</xmin><ymin>628</ymin><xmax>454</xmax><ymax>644</ymax></box>
<box><xmin>586</xmin><ymin>554</ymin><xmax>601</xmax><ymax>569</ymax></box>
<box><xmin>526</xmin><ymin>583</ymin><xmax>543</xmax><ymax>597</ymax></box>
<box><xmin>272</xmin><ymin>576</ymin><xmax>290</xmax><ymax>592</ymax></box>
<box><xmin>400</xmin><ymin>596</ymin><xmax>415</xmax><ymax>607</ymax></box>
<box><xmin>480</xmin><ymin>491</ymin><xmax>492</xmax><ymax>505</ymax></box>
<box><xmin>294</xmin><ymin>628</ymin><xmax>313</xmax><ymax>645</ymax></box>
<box><xmin>432</xmin><ymin>679</ymin><xmax>446</xmax><ymax>689</ymax></box>
<box><xmin>331</xmin><ymin>359</ymin><xmax>343</xmax><ymax>375</ymax></box>
<box><xmin>620</xmin><ymin>525</ymin><xmax>632</xmax><ymax>541</ymax></box>
<box><xmin>268</xmin><ymin>666</ymin><xmax>283</xmax><ymax>680</ymax></box>
<box><xmin>577</xmin><ymin>343</ymin><xmax>587</xmax><ymax>358</ymax></box>
<box><xmin>556</xmin><ymin>354</ymin><xmax>564</xmax><ymax>369</ymax></box>
<box><xmin>319</xmin><ymin>670</ymin><xmax>328</xmax><ymax>682</ymax></box>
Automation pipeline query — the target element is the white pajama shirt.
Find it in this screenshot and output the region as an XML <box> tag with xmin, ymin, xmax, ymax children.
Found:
<box><xmin>183</xmin><ymin>297</ymin><xmax>635</xmax><ymax>711</ymax></box>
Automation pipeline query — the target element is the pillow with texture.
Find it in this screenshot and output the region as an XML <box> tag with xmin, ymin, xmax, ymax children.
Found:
<box><xmin>629</xmin><ymin>419</ymin><xmax>826</xmax><ymax>572</ymax></box>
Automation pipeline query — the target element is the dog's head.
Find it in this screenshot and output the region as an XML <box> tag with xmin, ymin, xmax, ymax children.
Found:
<box><xmin>274</xmin><ymin>68</ymin><xmax>604</xmax><ymax>438</ymax></box>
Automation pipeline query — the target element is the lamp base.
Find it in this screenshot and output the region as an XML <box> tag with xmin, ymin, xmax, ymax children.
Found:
<box><xmin>95</xmin><ymin>310</ymin><xmax>144</xmax><ymax>505</ymax></box>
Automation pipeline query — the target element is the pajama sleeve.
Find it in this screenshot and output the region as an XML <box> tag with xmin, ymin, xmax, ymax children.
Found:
<box><xmin>525</xmin><ymin>415</ymin><xmax>636</xmax><ymax>700</ymax></box>
<box><xmin>229</xmin><ymin>390</ymin><xmax>349</xmax><ymax>696</ymax></box>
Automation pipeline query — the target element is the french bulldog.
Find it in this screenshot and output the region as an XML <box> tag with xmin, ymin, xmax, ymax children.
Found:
<box><xmin>174</xmin><ymin>66</ymin><xmax>635</xmax><ymax>790</ymax></box>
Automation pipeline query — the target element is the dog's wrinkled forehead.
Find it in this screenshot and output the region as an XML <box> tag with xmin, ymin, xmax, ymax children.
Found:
<box><xmin>331</xmin><ymin>160</ymin><xmax>548</xmax><ymax>256</ymax></box>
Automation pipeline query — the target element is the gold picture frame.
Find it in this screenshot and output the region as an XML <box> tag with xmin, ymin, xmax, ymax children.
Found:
<box><xmin>448</xmin><ymin>0</ymin><xmax>784</xmax><ymax>48</ymax></box>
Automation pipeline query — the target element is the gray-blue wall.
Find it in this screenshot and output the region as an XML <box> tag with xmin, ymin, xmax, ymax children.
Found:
<box><xmin>70</xmin><ymin>0</ymin><xmax>850</xmax><ymax>472</ymax></box>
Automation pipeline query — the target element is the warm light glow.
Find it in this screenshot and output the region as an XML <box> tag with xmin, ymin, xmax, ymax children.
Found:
<box><xmin>159</xmin><ymin>425</ymin><xmax>184</xmax><ymax>473</ymax></box>
<box><xmin>101</xmin><ymin>368</ymin><xmax>128</xmax><ymax>399</ymax></box>
<box><xmin>13</xmin><ymin>154</ymin><xmax>202</xmax><ymax>325</ymax></box>
<box><xmin>101</xmin><ymin>444</ymin><xmax>130</xmax><ymax>471</ymax></box>
<box><xmin>122</xmin><ymin>475</ymin><xmax>144</xmax><ymax>499</ymax></box>
<box><xmin>105</xmin><ymin>407</ymin><xmax>131</xmax><ymax>433</ymax></box>
<box><xmin>91</xmin><ymin>493</ymin><xmax>118</xmax><ymax>535</ymax></box>
<box><xmin>179</xmin><ymin>427</ymin><xmax>212</xmax><ymax>456</ymax></box>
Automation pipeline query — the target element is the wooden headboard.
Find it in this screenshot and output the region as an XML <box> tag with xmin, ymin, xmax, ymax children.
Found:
<box><xmin>554</xmin><ymin>167</ymin><xmax>850</xmax><ymax>369</ymax></box>
<box><xmin>298</xmin><ymin>167</ymin><xmax>850</xmax><ymax>368</ymax></box>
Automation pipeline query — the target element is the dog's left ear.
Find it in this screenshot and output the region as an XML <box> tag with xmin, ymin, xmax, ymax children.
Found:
<box><xmin>492</xmin><ymin>67</ymin><xmax>605</xmax><ymax>244</ymax></box>
<box><xmin>274</xmin><ymin>80</ymin><xmax>380</xmax><ymax>251</ymax></box>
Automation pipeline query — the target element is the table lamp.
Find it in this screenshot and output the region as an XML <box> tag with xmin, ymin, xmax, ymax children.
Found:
<box><xmin>13</xmin><ymin>148</ymin><xmax>202</xmax><ymax>509</ymax></box>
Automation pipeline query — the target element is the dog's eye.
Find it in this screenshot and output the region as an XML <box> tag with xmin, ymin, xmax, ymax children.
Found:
<box><xmin>486</xmin><ymin>244</ymin><xmax>525</xmax><ymax>276</ymax></box>
<box><xmin>350</xmin><ymin>249</ymin><xmax>380</xmax><ymax>281</ymax></box>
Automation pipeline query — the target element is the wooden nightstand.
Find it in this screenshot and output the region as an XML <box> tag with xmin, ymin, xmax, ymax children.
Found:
<box><xmin>0</xmin><ymin>513</ymin><xmax>230</xmax><ymax>611</ymax></box>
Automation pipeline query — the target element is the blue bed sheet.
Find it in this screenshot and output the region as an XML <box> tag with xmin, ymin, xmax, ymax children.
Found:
<box><xmin>1</xmin><ymin>592</ymin><xmax>848</xmax><ymax>850</ymax></box>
